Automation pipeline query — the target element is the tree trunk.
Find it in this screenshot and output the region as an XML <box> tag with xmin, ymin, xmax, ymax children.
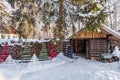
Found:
<box><xmin>58</xmin><ymin>0</ymin><xmax>66</xmax><ymax>52</ymax></box>
<box><xmin>18</xmin><ymin>33</ymin><xmax>22</xmax><ymax>41</ymax></box>
<box><xmin>108</xmin><ymin>0</ymin><xmax>113</xmax><ymax>29</ymax></box>
<box><xmin>113</xmin><ymin>0</ymin><xmax>117</xmax><ymax>31</ymax></box>
<box><xmin>70</xmin><ymin>14</ymin><xmax>76</xmax><ymax>34</ymax></box>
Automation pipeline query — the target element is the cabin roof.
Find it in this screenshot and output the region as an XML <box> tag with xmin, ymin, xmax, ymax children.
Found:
<box><xmin>67</xmin><ymin>26</ymin><xmax>120</xmax><ymax>41</ymax></box>
<box><xmin>103</xmin><ymin>26</ymin><xmax>120</xmax><ymax>40</ymax></box>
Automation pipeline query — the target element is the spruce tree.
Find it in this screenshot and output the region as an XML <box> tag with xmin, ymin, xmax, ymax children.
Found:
<box><xmin>0</xmin><ymin>1</ymin><xmax>9</xmax><ymax>30</ymax></box>
<box><xmin>69</xmin><ymin>0</ymin><xmax>108</xmax><ymax>32</ymax></box>
<box><xmin>7</xmin><ymin>0</ymin><xmax>108</xmax><ymax>39</ymax></box>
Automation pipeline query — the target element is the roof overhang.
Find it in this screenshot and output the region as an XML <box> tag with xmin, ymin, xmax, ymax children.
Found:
<box><xmin>66</xmin><ymin>26</ymin><xmax>120</xmax><ymax>41</ymax></box>
<box><xmin>102</xmin><ymin>26</ymin><xmax>120</xmax><ymax>41</ymax></box>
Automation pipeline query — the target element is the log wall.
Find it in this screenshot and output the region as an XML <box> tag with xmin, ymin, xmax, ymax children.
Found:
<box><xmin>88</xmin><ymin>39</ymin><xmax>108</xmax><ymax>60</ymax></box>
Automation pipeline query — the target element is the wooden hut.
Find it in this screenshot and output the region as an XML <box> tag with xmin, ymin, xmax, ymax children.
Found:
<box><xmin>63</xmin><ymin>26</ymin><xmax>120</xmax><ymax>60</ymax></box>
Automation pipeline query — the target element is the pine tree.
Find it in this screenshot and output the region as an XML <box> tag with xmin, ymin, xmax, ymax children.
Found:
<box><xmin>69</xmin><ymin>0</ymin><xmax>108</xmax><ymax>32</ymax></box>
<box><xmin>7</xmin><ymin>0</ymin><xmax>108</xmax><ymax>40</ymax></box>
<box><xmin>0</xmin><ymin>1</ymin><xmax>9</xmax><ymax>30</ymax></box>
<box><xmin>9</xmin><ymin>0</ymin><xmax>36</xmax><ymax>39</ymax></box>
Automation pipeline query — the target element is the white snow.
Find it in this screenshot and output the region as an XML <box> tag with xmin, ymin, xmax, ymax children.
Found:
<box><xmin>4</xmin><ymin>55</ymin><xmax>15</xmax><ymax>65</ymax></box>
<box><xmin>0</xmin><ymin>38</ymin><xmax>51</xmax><ymax>46</ymax></box>
<box><xmin>103</xmin><ymin>25</ymin><xmax>120</xmax><ymax>39</ymax></box>
<box><xmin>101</xmin><ymin>53</ymin><xmax>113</xmax><ymax>59</ymax></box>
<box><xmin>28</xmin><ymin>54</ymin><xmax>39</xmax><ymax>66</ymax></box>
<box><xmin>0</xmin><ymin>0</ymin><xmax>14</xmax><ymax>13</ymax></box>
<box><xmin>0</xmin><ymin>53</ymin><xmax>120</xmax><ymax>80</ymax></box>
<box><xmin>0</xmin><ymin>0</ymin><xmax>120</xmax><ymax>79</ymax></box>
<box><xmin>112</xmin><ymin>46</ymin><xmax>120</xmax><ymax>58</ymax></box>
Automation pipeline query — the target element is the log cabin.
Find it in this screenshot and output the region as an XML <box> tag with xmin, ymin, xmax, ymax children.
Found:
<box><xmin>62</xmin><ymin>26</ymin><xmax>120</xmax><ymax>60</ymax></box>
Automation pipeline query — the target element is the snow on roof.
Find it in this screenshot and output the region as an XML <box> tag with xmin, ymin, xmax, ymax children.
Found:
<box><xmin>103</xmin><ymin>26</ymin><xmax>120</xmax><ymax>40</ymax></box>
<box><xmin>66</xmin><ymin>26</ymin><xmax>120</xmax><ymax>40</ymax></box>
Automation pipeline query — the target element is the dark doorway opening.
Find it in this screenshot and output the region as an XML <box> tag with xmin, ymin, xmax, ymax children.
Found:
<box><xmin>73</xmin><ymin>39</ymin><xmax>87</xmax><ymax>57</ymax></box>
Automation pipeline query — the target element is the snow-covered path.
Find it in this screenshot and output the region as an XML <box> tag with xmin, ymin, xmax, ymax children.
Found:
<box><xmin>0</xmin><ymin>54</ymin><xmax>120</xmax><ymax>80</ymax></box>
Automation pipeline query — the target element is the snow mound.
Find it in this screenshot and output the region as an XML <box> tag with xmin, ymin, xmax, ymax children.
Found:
<box><xmin>112</xmin><ymin>46</ymin><xmax>120</xmax><ymax>58</ymax></box>
<box><xmin>0</xmin><ymin>52</ymin><xmax>120</xmax><ymax>80</ymax></box>
<box><xmin>4</xmin><ymin>55</ymin><xmax>15</xmax><ymax>65</ymax></box>
<box><xmin>24</xmin><ymin>53</ymin><xmax>69</xmax><ymax>73</ymax></box>
<box><xmin>28</xmin><ymin>54</ymin><xmax>39</xmax><ymax>66</ymax></box>
<box><xmin>52</xmin><ymin>53</ymin><xmax>74</xmax><ymax>62</ymax></box>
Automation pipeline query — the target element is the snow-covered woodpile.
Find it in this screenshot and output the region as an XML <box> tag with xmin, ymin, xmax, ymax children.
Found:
<box><xmin>30</xmin><ymin>42</ymin><xmax>42</xmax><ymax>58</ymax></box>
<box><xmin>0</xmin><ymin>39</ymin><xmax>56</xmax><ymax>62</ymax></box>
<box><xmin>46</xmin><ymin>41</ymin><xmax>58</xmax><ymax>59</ymax></box>
<box><xmin>0</xmin><ymin>44</ymin><xmax>3</xmax><ymax>52</ymax></box>
<box><xmin>10</xmin><ymin>44</ymin><xmax>23</xmax><ymax>59</ymax></box>
<box><xmin>62</xmin><ymin>40</ymin><xmax>72</xmax><ymax>58</ymax></box>
<box><xmin>0</xmin><ymin>42</ymin><xmax>10</xmax><ymax>62</ymax></box>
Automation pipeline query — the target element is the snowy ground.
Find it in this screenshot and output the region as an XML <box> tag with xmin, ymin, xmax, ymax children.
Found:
<box><xmin>0</xmin><ymin>53</ymin><xmax>120</xmax><ymax>80</ymax></box>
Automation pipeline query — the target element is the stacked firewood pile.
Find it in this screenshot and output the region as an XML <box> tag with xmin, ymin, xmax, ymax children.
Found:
<box><xmin>108</xmin><ymin>56</ymin><xmax>119</xmax><ymax>63</ymax></box>
<box><xmin>100</xmin><ymin>55</ymin><xmax>119</xmax><ymax>63</ymax></box>
<box><xmin>0</xmin><ymin>44</ymin><xmax>3</xmax><ymax>52</ymax></box>
<box><xmin>10</xmin><ymin>44</ymin><xmax>23</xmax><ymax>59</ymax></box>
<box><xmin>46</xmin><ymin>42</ymin><xmax>51</xmax><ymax>56</ymax></box>
<box><xmin>46</xmin><ymin>42</ymin><xmax>58</xmax><ymax>59</ymax></box>
<box><xmin>1</xmin><ymin>40</ymin><xmax>58</xmax><ymax>60</ymax></box>
<box><xmin>30</xmin><ymin>42</ymin><xmax>42</xmax><ymax>58</ymax></box>
<box><xmin>9</xmin><ymin>42</ymin><xmax>42</xmax><ymax>60</ymax></box>
<box><xmin>62</xmin><ymin>41</ymin><xmax>72</xmax><ymax>58</ymax></box>
<box><xmin>39</xmin><ymin>42</ymin><xmax>49</xmax><ymax>60</ymax></box>
<box><xmin>107</xmin><ymin>41</ymin><xmax>120</xmax><ymax>63</ymax></box>
<box><xmin>0</xmin><ymin>42</ymin><xmax>10</xmax><ymax>62</ymax></box>
<box><xmin>20</xmin><ymin>44</ymin><xmax>31</xmax><ymax>60</ymax></box>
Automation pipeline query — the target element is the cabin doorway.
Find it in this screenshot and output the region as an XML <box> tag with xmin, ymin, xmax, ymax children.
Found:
<box><xmin>73</xmin><ymin>39</ymin><xmax>87</xmax><ymax>57</ymax></box>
